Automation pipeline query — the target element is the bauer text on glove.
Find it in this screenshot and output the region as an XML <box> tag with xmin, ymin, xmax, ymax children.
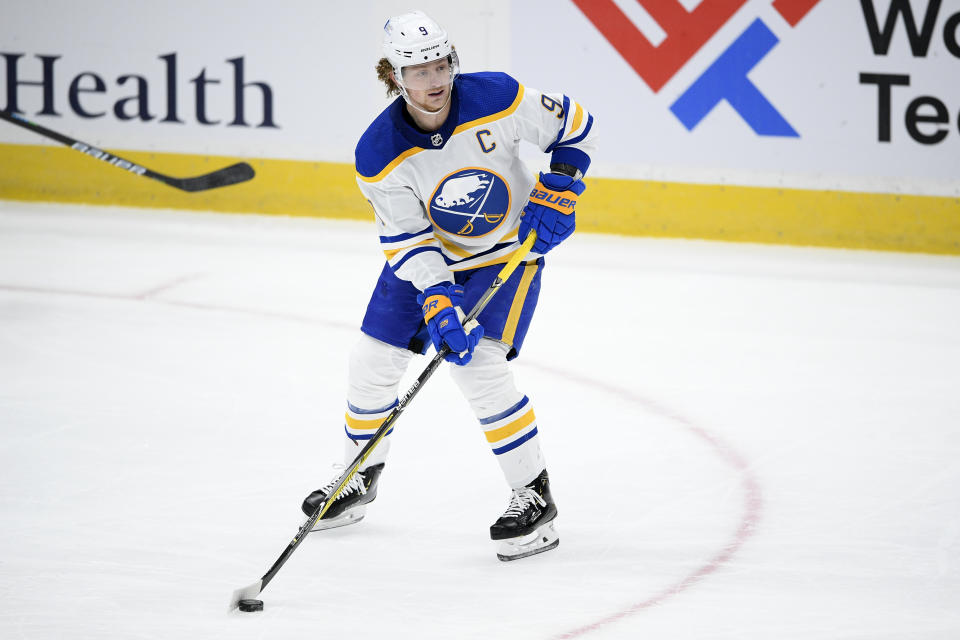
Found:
<box><xmin>416</xmin><ymin>283</ymin><xmax>484</xmax><ymax>366</ymax></box>
<box><xmin>518</xmin><ymin>172</ymin><xmax>586</xmax><ymax>254</ymax></box>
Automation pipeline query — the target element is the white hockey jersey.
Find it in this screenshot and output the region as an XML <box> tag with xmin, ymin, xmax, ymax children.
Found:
<box><xmin>354</xmin><ymin>72</ymin><xmax>597</xmax><ymax>292</ymax></box>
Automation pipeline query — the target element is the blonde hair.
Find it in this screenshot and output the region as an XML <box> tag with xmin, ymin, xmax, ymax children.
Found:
<box><xmin>376</xmin><ymin>58</ymin><xmax>401</xmax><ymax>97</ymax></box>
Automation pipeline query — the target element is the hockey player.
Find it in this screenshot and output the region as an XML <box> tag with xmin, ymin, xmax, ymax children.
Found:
<box><xmin>301</xmin><ymin>10</ymin><xmax>596</xmax><ymax>561</ymax></box>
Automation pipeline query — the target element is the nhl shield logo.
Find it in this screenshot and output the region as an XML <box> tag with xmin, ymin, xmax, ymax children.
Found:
<box><xmin>431</xmin><ymin>133</ymin><xmax>443</xmax><ymax>146</ymax></box>
<box><xmin>428</xmin><ymin>168</ymin><xmax>511</xmax><ymax>237</ymax></box>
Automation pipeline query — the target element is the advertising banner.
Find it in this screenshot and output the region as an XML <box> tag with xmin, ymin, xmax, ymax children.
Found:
<box><xmin>512</xmin><ymin>0</ymin><xmax>959</xmax><ymax>196</ymax></box>
<box><xmin>1</xmin><ymin>1</ymin><xmax>957</xmax><ymax>252</ymax></box>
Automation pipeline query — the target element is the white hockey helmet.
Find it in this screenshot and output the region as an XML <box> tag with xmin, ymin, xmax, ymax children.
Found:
<box><xmin>382</xmin><ymin>11</ymin><xmax>460</xmax><ymax>100</ymax></box>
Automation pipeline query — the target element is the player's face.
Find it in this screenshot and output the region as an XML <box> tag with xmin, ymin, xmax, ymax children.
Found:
<box><xmin>401</xmin><ymin>58</ymin><xmax>453</xmax><ymax>111</ymax></box>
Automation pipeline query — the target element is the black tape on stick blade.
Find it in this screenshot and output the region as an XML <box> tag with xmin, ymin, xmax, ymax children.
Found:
<box><xmin>238</xmin><ymin>599</ymin><xmax>264</xmax><ymax>612</ymax></box>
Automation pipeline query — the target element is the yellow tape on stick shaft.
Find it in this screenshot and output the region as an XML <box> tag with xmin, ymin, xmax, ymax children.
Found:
<box><xmin>463</xmin><ymin>231</ymin><xmax>537</xmax><ymax>324</ymax></box>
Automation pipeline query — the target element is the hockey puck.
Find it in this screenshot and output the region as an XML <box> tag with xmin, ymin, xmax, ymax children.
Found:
<box><xmin>238</xmin><ymin>599</ymin><xmax>264</xmax><ymax>612</ymax></box>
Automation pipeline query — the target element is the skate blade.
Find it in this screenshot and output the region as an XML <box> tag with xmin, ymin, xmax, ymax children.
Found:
<box><xmin>496</xmin><ymin>521</ymin><xmax>559</xmax><ymax>561</ymax></box>
<box><xmin>309</xmin><ymin>506</ymin><xmax>366</xmax><ymax>532</ymax></box>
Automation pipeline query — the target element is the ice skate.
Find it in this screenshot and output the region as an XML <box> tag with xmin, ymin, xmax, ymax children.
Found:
<box><xmin>301</xmin><ymin>463</ymin><xmax>384</xmax><ymax>532</ymax></box>
<box><xmin>490</xmin><ymin>469</ymin><xmax>559</xmax><ymax>561</ymax></box>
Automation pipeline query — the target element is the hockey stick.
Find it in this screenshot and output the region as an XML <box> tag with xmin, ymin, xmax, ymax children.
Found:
<box><xmin>229</xmin><ymin>231</ymin><xmax>538</xmax><ymax>611</ymax></box>
<box><xmin>0</xmin><ymin>110</ymin><xmax>255</xmax><ymax>192</ymax></box>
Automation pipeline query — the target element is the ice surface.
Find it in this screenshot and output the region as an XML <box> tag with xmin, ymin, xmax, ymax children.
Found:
<box><xmin>1</xmin><ymin>201</ymin><xmax>959</xmax><ymax>639</ymax></box>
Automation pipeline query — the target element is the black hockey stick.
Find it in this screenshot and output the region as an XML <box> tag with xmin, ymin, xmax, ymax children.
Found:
<box><xmin>0</xmin><ymin>110</ymin><xmax>254</xmax><ymax>192</ymax></box>
<box><xmin>228</xmin><ymin>231</ymin><xmax>538</xmax><ymax>611</ymax></box>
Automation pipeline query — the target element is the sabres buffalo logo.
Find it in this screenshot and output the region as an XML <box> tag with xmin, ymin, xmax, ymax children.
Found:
<box><xmin>428</xmin><ymin>168</ymin><xmax>511</xmax><ymax>237</ymax></box>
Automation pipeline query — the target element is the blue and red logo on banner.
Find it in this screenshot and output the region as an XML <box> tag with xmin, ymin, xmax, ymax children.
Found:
<box><xmin>574</xmin><ymin>0</ymin><xmax>822</xmax><ymax>137</ymax></box>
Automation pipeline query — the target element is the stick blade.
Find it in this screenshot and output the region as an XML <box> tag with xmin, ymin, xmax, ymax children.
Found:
<box><xmin>168</xmin><ymin>162</ymin><xmax>256</xmax><ymax>192</ymax></box>
<box><xmin>228</xmin><ymin>580</ymin><xmax>263</xmax><ymax>612</ymax></box>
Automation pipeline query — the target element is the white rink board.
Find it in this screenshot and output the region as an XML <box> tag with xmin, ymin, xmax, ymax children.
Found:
<box><xmin>1</xmin><ymin>0</ymin><xmax>958</xmax><ymax>195</ymax></box>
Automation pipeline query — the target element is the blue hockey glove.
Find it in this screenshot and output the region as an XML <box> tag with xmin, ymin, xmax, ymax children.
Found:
<box><xmin>417</xmin><ymin>283</ymin><xmax>484</xmax><ymax>365</ymax></box>
<box><xmin>518</xmin><ymin>172</ymin><xmax>587</xmax><ymax>254</ymax></box>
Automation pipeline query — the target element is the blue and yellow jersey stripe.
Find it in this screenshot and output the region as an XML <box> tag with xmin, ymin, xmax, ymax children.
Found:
<box><xmin>379</xmin><ymin>226</ymin><xmax>444</xmax><ymax>270</ymax></box>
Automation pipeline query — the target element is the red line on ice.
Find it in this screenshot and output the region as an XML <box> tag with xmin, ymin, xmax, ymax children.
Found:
<box><xmin>529</xmin><ymin>365</ymin><xmax>764</xmax><ymax>639</ymax></box>
<box><xmin>0</xmin><ymin>283</ymin><xmax>353</xmax><ymax>331</ymax></box>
